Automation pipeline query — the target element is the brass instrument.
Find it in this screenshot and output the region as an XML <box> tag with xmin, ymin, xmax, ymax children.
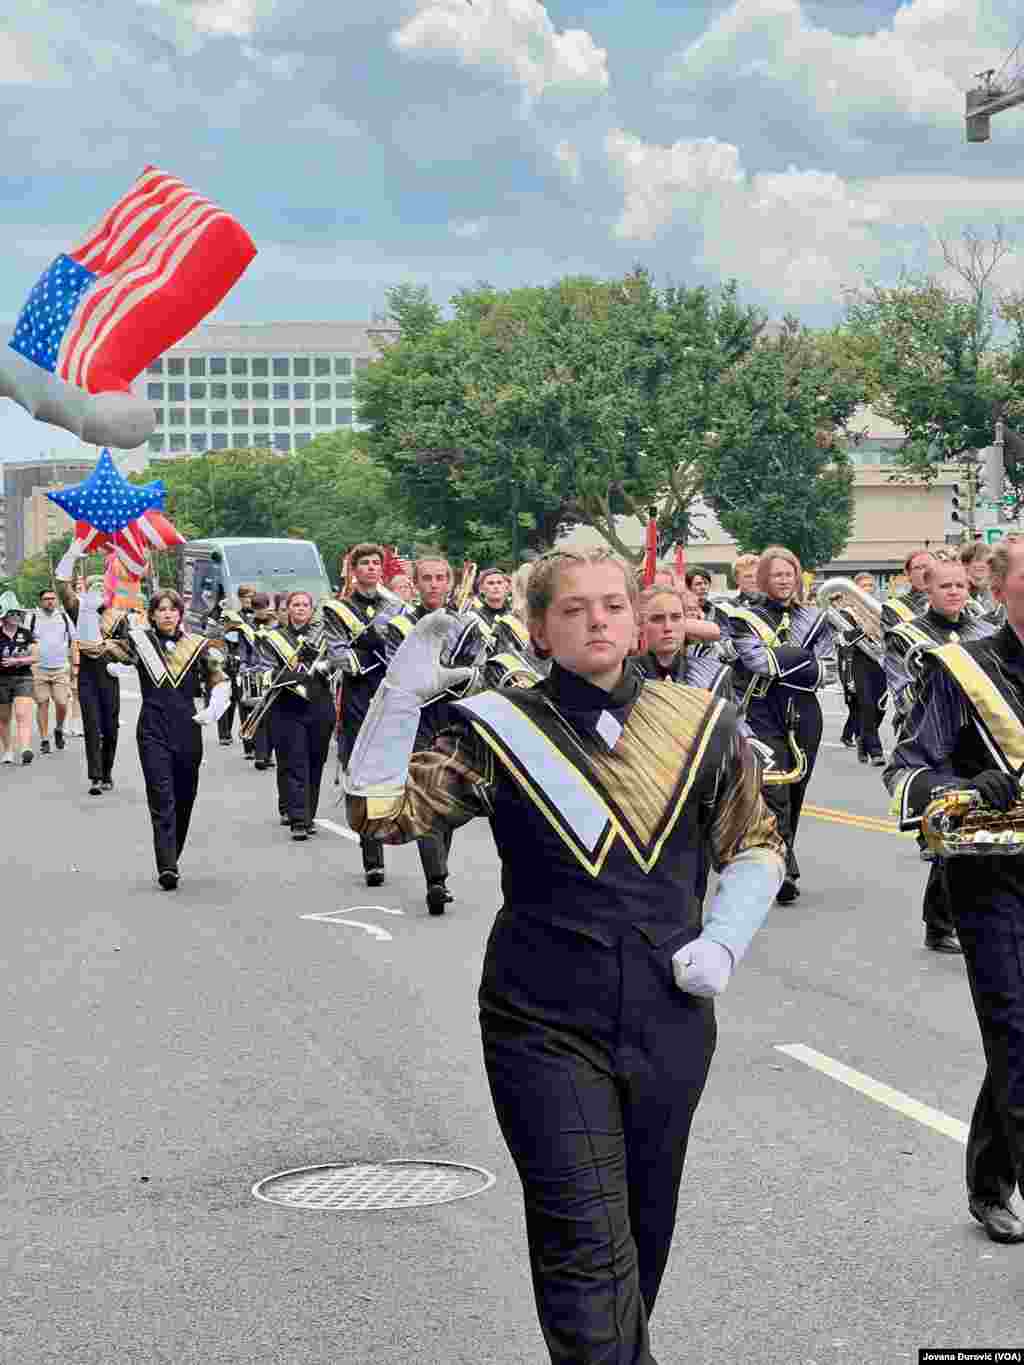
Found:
<box><xmin>455</xmin><ymin>561</ymin><xmax>478</xmax><ymax>614</ymax></box>
<box><xmin>816</xmin><ymin>577</ymin><xmax>885</xmax><ymax>664</ymax></box>
<box><xmin>482</xmin><ymin>649</ymin><xmax>544</xmax><ymax>692</ymax></box>
<box><xmin>238</xmin><ymin>669</ymin><xmax>269</xmax><ymax>707</ymax></box>
<box><xmin>240</xmin><ymin>628</ymin><xmax>327</xmax><ymax>741</ymax></box>
<box><xmin>921</xmin><ymin>786</ymin><xmax>1024</xmax><ymax>858</ymax></box>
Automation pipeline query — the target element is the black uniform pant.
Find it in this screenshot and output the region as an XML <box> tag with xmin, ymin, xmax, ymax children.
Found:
<box><xmin>78</xmin><ymin>654</ymin><xmax>120</xmax><ymax>782</ymax></box>
<box><xmin>340</xmin><ymin>714</ymin><xmax>385</xmax><ymax>874</ymax></box>
<box><xmin>851</xmin><ymin>651</ymin><xmax>886</xmax><ymax>758</ymax></box>
<box><xmin>948</xmin><ymin>859</ymin><xmax>1024</xmax><ymax>1206</ymax></box>
<box><xmin>417</xmin><ymin>825</ymin><xmax>453</xmax><ymax>885</ymax></box>
<box><xmin>749</xmin><ymin>694</ymin><xmax>822</xmax><ymax>882</ymax></box>
<box><xmin>217</xmin><ymin>695</ymin><xmax>237</xmax><ymax>742</ymax></box>
<box><xmin>269</xmin><ymin>691</ymin><xmax>334</xmax><ymax>830</ymax></box>
<box><xmin>922</xmin><ymin>859</ymin><xmax>956</xmax><ymax>938</ymax></box>
<box><xmin>138</xmin><ymin>725</ymin><xmax>201</xmax><ymax>874</ymax></box>
<box><xmin>480</xmin><ymin>913</ymin><xmax>716</xmax><ymax>1365</ymax></box>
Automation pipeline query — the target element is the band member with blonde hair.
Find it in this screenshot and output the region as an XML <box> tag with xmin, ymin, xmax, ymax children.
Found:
<box><xmin>346</xmin><ymin>545</ymin><xmax>783</xmax><ymax>1362</ymax></box>
<box><xmin>634</xmin><ymin>585</ymin><xmax>731</xmax><ymax>698</ymax></box>
<box><xmin>728</xmin><ymin>544</ymin><xmax>833</xmax><ymax>903</ymax></box>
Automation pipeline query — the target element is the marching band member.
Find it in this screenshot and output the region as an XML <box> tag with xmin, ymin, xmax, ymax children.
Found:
<box><xmin>882</xmin><ymin>547</ymin><xmax>934</xmax><ymax>629</ymax></box>
<box><xmin>883</xmin><ymin>535</ymin><xmax>1024</xmax><ymax>1246</ymax></box>
<box><xmin>839</xmin><ymin>571</ymin><xmax>888</xmax><ymax>766</ymax></box>
<box><xmin>120</xmin><ymin>589</ymin><xmax>229</xmax><ymax>891</ymax></box>
<box><xmin>345</xmin><ymin>548</ymin><xmax>784</xmax><ymax>1363</ymax></box>
<box><xmin>728</xmin><ymin>544</ymin><xmax>833</xmax><ymax>904</ymax></box>
<box><xmin>471</xmin><ymin>567</ymin><xmax>511</xmax><ymax>627</ymax></box>
<box><xmin>55</xmin><ymin>542</ymin><xmax>137</xmax><ymax>796</ymax></box>
<box><xmin>684</xmin><ymin>566</ymin><xmax>725</xmax><ymax>641</ymax></box>
<box><xmin>236</xmin><ymin>593</ymin><xmax>278</xmax><ymax>770</ymax></box>
<box><xmin>256</xmin><ymin>590</ymin><xmax>344</xmax><ymax>842</ymax></box>
<box><xmin>961</xmin><ymin>541</ymin><xmax>996</xmax><ymax>615</ymax></box>
<box><xmin>732</xmin><ymin>553</ymin><xmax>761</xmax><ymax>606</ymax></box>
<box><xmin>883</xmin><ymin>556</ymin><xmax>996</xmax><ymax>954</ymax></box>
<box><xmin>634</xmin><ymin>585</ymin><xmax>732</xmax><ymax>699</ymax></box>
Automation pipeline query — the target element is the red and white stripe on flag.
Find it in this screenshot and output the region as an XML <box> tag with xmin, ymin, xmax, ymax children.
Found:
<box><xmin>135</xmin><ymin>509</ymin><xmax>186</xmax><ymax>550</ymax></box>
<box><xmin>60</xmin><ymin>166</ymin><xmax>256</xmax><ymax>394</ymax></box>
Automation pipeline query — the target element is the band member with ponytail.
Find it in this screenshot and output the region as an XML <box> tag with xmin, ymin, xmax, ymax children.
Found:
<box><xmin>345</xmin><ymin>547</ymin><xmax>784</xmax><ymax>1363</ymax></box>
<box><xmin>121</xmin><ymin>589</ymin><xmax>229</xmax><ymax>891</ymax></box>
<box><xmin>256</xmin><ymin>590</ymin><xmax>344</xmax><ymax>842</ymax></box>
<box><xmin>728</xmin><ymin>545</ymin><xmax>833</xmax><ymax>904</ymax></box>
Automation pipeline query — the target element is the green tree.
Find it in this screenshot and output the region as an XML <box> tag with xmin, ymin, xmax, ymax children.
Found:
<box><xmin>699</xmin><ymin>321</ymin><xmax>862</xmax><ymax>569</ymax></box>
<box><xmin>3</xmin><ymin>531</ymin><xmax>109</xmax><ymax>606</ymax></box>
<box><xmin>357</xmin><ymin>272</ymin><xmax>766</xmax><ymax>563</ymax></box>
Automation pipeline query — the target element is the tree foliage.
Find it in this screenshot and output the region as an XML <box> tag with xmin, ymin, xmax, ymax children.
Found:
<box><xmin>357</xmin><ymin>273</ymin><xmax>766</xmax><ymax>563</ymax></box>
<box><xmin>699</xmin><ymin>321</ymin><xmax>862</xmax><ymax>568</ymax></box>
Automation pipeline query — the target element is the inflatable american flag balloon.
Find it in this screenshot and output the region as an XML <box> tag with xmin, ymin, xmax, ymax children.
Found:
<box><xmin>10</xmin><ymin>165</ymin><xmax>256</xmax><ymax>395</ymax></box>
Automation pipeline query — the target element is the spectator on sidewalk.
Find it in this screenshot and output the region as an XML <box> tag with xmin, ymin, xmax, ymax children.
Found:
<box><xmin>0</xmin><ymin>600</ymin><xmax>38</xmax><ymax>765</ymax></box>
<box><xmin>25</xmin><ymin>587</ymin><xmax>76</xmax><ymax>754</ymax></box>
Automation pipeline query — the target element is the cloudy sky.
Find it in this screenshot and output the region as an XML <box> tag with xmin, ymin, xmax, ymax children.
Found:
<box><xmin>2</xmin><ymin>0</ymin><xmax>1024</xmax><ymax>461</ymax></box>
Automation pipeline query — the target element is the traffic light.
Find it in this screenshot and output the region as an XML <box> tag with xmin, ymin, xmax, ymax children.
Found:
<box><xmin>950</xmin><ymin>483</ymin><xmax>962</xmax><ymax>522</ymax></box>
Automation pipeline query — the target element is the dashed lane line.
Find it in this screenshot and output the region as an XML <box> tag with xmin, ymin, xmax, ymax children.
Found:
<box><xmin>776</xmin><ymin>1044</ymin><xmax>968</xmax><ymax>1145</ymax></box>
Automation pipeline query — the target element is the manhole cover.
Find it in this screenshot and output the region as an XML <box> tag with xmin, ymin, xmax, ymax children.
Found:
<box><xmin>251</xmin><ymin>1159</ymin><xmax>496</xmax><ymax>1211</ymax></box>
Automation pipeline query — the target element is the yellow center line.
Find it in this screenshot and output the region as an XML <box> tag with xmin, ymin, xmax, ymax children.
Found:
<box><xmin>802</xmin><ymin>802</ymin><xmax>911</xmax><ymax>836</ymax></box>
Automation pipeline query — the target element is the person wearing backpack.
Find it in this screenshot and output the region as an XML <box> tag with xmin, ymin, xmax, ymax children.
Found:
<box><xmin>26</xmin><ymin>587</ymin><xmax>76</xmax><ymax>755</ymax></box>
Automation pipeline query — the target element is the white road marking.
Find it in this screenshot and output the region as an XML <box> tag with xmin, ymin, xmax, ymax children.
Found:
<box><xmin>314</xmin><ymin>816</ymin><xmax>359</xmax><ymax>842</ymax></box>
<box><xmin>775</xmin><ymin>1043</ymin><xmax>969</xmax><ymax>1145</ymax></box>
<box><xmin>300</xmin><ymin>912</ymin><xmax>392</xmax><ymax>942</ymax></box>
<box><xmin>307</xmin><ymin>906</ymin><xmax>405</xmax><ymax>919</ymax></box>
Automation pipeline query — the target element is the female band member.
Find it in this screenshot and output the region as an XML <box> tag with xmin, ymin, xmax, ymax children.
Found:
<box><xmin>727</xmin><ymin>544</ymin><xmax>833</xmax><ymax>904</ymax></box>
<box><xmin>634</xmin><ymin>585</ymin><xmax>732</xmax><ymax>697</ymax></box>
<box><xmin>256</xmin><ymin>590</ymin><xmax>345</xmax><ymax>841</ymax></box>
<box><xmin>345</xmin><ymin>548</ymin><xmax>784</xmax><ymax>1364</ymax></box>
<box><xmin>121</xmin><ymin>589</ymin><xmax>229</xmax><ymax>891</ymax></box>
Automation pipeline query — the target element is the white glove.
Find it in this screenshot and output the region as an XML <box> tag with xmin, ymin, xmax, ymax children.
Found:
<box><xmin>106</xmin><ymin>662</ymin><xmax>133</xmax><ymax>677</ymax></box>
<box><xmin>194</xmin><ymin>679</ymin><xmax>231</xmax><ymax>725</ymax></box>
<box><xmin>224</xmin><ymin>630</ymin><xmax>240</xmax><ymax>644</ymax></box>
<box><xmin>193</xmin><ymin>706</ymin><xmax>214</xmax><ymax>726</ymax></box>
<box><xmin>672</xmin><ymin>938</ymin><xmax>734</xmax><ymax>998</ymax></box>
<box><xmin>311</xmin><ymin>658</ymin><xmax>331</xmax><ymax>677</ymax></box>
<box><xmin>0</xmin><ymin>346</ymin><xmax>155</xmax><ymax>449</ymax></box>
<box><xmin>386</xmin><ymin>609</ymin><xmax>476</xmax><ymax>702</ymax></box>
<box><xmin>55</xmin><ymin>540</ymin><xmax>86</xmax><ymax>581</ymax></box>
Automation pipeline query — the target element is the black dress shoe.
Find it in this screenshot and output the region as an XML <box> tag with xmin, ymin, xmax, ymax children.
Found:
<box><xmin>291</xmin><ymin>824</ymin><xmax>308</xmax><ymax>841</ymax></box>
<box><xmin>365</xmin><ymin>869</ymin><xmax>385</xmax><ymax>888</ymax></box>
<box><xmin>856</xmin><ymin>747</ymin><xmax>869</xmax><ymax>764</ymax></box>
<box><xmin>776</xmin><ymin>878</ymin><xmax>800</xmax><ymax>905</ymax></box>
<box><xmin>841</xmin><ymin>736</ymin><xmax>856</xmax><ymax>748</ymax></box>
<box><xmin>101</xmin><ymin>778</ymin><xmax>114</xmax><ymax>791</ymax></box>
<box><xmin>158</xmin><ymin>869</ymin><xmax>179</xmax><ymax>891</ymax></box>
<box><xmin>89</xmin><ymin>781</ymin><xmax>103</xmax><ymax>796</ymax></box>
<box><xmin>426</xmin><ymin>882</ymin><xmax>453</xmax><ymax>916</ymax></box>
<box><xmin>925</xmin><ymin>932</ymin><xmax>963</xmax><ymax>954</ymax></box>
<box><xmin>279</xmin><ymin>814</ymin><xmax>290</xmax><ymax>825</ymax></box>
<box><xmin>969</xmin><ymin>1196</ymin><xmax>1024</xmax><ymax>1243</ymax></box>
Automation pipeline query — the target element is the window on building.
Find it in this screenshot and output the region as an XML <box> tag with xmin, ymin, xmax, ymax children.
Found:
<box><xmin>273</xmin><ymin>432</ymin><xmax>291</xmax><ymax>451</ymax></box>
<box><xmin>211</xmin><ymin>433</ymin><xmax>229</xmax><ymax>450</ymax></box>
<box><xmin>231</xmin><ymin>357</ymin><xmax>248</xmax><ymax>375</ymax></box>
<box><xmin>189</xmin><ymin>357</ymin><xmax>206</xmax><ymax>376</ymax></box>
<box><xmin>314</xmin><ymin>383</ymin><xmax>331</xmax><ymax>400</ymax></box>
<box><xmin>147</xmin><ymin>360</ymin><xmax>164</xmax><ymax>375</ymax></box>
<box><xmin>190</xmin><ymin>382</ymin><xmax>207</xmax><ymax>399</ymax></box>
<box><xmin>148</xmin><ymin>434</ymin><xmax>165</xmax><ymax>453</ymax></box>
<box><xmin>210</xmin><ymin>382</ymin><xmax>228</xmax><ymax>400</ymax></box>
<box><xmin>169</xmin><ymin>433</ymin><xmax>187</xmax><ymax>452</ymax></box>
<box><xmin>252</xmin><ymin>408</ymin><xmax>270</xmax><ymax>425</ymax></box>
<box><xmin>191</xmin><ymin>408</ymin><xmax>207</xmax><ymax>425</ymax></box>
<box><xmin>335</xmin><ymin>382</ymin><xmax>353</xmax><ymax>399</ymax></box>
<box><xmin>252</xmin><ymin>382</ymin><xmax>269</xmax><ymax>399</ymax></box>
<box><xmin>232</xmin><ymin>383</ymin><xmax>248</xmax><ymax>400</ymax></box>
<box><xmin>293</xmin><ymin>407</ymin><xmax>311</xmax><ymax>426</ymax></box>
<box><xmin>209</xmin><ymin>356</ymin><xmax>227</xmax><ymax>375</ymax></box>
<box><xmin>211</xmin><ymin>410</ymin><xmax>228</xmax><ymax>427</ymax></box>
<box><xmin>294</xmin><ymin>432</ymin><xmax>312</xmax><ymax>448</ymax></box>
<box><xmin>252</xmin><ymin>357</ymin><xmax>269</xmax><ymax>377</ymax></box>
<box><xmin>273</xmin><ymin>382</ymin><xmax>290</xmax><ymax>401</ymax></box>
<box><xmin>272</xmin><ymin>356</ymin><xmax>289</xmax><ymax>376</ymax></box>
<box><xmin>147</xmin><ymin>382</ymin><xmax>164</xmax><ymax>400</ymax></box>
<box><xmin>234</xmin><ymin>434</ymin><xmax>250</xmax><ymax>447</ymax></box>
<box><xmin>167</xmin><ymin>357</ymin><xmax>185</xmax><ymax>376</ymax></box>
<box><xmin>316</xmin><ymin>357</ymin><xmax>332</xmax><ymax>376</ymax></box>
<box><xmin>190</xmin><ymin>433</ymin><xmax>208</xmax><ymax>451</ymax></box>
<box><xmin>315</xmin><ymin>408</ymin><xmax>332</xmax><ymax>425</ymax></box>
<box><xmin>169</xmin><ymin>382</ymin><xmax>185</xmax><ymax>402</ymax></box>
<box><xmin>169</xmin><ymin>408</ymin><xmax>185</xmax><ymax>427</ymax></box>
<box><xmin>355</xmin><ymin>358</ymin><xmax>370</xmax><ymax>372</ymax></box>
<box><xmin>293</xmin><ymin>382</ymin><xmax>310</xmax><ymax>400</ymax></box>
<box><xmin>231</xmin><ymin>409</ymin><xmax>249</xmax><ymax>426</ymax></box>
<box><xmin>336</xmin><ymin>408</ymin><xmax>353</xmax><ymax>425</ymax></box>
<box><xmin>335</xmin><ymin>357</ymin><xmax>351</xmax><ymax>376</ymax></box>
<box><xmin>273</xmin><ymin>407</ymin><xmax>291</xmax><ymax>426</ymax></box>
<box><xmin>293</xmin><ymin>357</ymin><xmax>310</xmax><ymax>377</ymax></box>
<box><xmin>153</xmin><ymin>408</ymin><xmax>164</xmax><ymax>426</ymax></box>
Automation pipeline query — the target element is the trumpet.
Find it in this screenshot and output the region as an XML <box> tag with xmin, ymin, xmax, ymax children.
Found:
<box><xmin>816</xmin><ymin>577</ymin><xmax>885</xmax><ymax>664</ymax></box>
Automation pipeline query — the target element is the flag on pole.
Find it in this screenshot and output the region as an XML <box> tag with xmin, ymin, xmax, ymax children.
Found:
<box><xmin>674</xmin><ymin>543</ymin><xmax>686</xmax><ymax>580</ymax></box>
<box><xmin>642</xmin><ymin>511</ymin><xmax>659</xmax><ymax>587</ymax></box>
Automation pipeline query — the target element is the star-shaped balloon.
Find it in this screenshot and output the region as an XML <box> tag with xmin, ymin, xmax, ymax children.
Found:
<box><xmin>48</xmin><ymin>448</ymin><xmax>161</xmax><ymax>533</ymax></box>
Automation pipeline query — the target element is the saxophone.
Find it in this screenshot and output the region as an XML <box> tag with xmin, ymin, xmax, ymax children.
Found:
<box><xmin>921</xmin><ymin>784</ymin><xmax>1024</xmax><ymax>858</ymax></box>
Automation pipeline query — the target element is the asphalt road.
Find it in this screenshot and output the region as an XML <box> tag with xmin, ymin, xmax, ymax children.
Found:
<box><xmin>4</xmin><ymin>687</ymin><xmax>1023</xmax><ymax>1365</ymax></box>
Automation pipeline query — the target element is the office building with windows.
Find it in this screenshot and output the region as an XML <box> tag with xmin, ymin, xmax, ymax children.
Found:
<box><xmin>2</xmin><ymin>459</ymin><xmax>94</xmax><ymax>570</ymax></box>
<box><xmin>141</xmin><ymin>321</ymin><xmax>398</xmax><ymax>459</ymax></box>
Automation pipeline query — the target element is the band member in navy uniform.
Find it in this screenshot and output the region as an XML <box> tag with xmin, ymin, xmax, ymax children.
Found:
<box><xmin>884</xmin><ymin>535</ymin><xmax>1024</xmax><ymax>1246</ymax></box>
<box><xmin>256</xmin><ymin>590</ymin><xmax>344</xmax><ymax>841</ymax></box>
<box><xmin>728</xmin><ymin>544</ymin><xmax>833</xmax><ymax>904</ymax></box>
<box><xmin>882</xmin><ymin>547</ymin><xmax>934</xmax><ymax>631</ymax></box>
<box><xmin>346</xmin><ymin>548</ymin><xmax>784</xmax><ymax>1364</ymax></box>
<box><xmin>470</xmin><ymin>566</ymin><xmax>511</xmax><ymax>627</ymax></box>
<box><xmin>634</xmin><ymin>585</ymin><xmax>732</xmax><ymax>699</ymax></box>
<box><xmin>119</xmin><ymin>589</ymin><xmax>229</xmax><ymax>890</ymax></box>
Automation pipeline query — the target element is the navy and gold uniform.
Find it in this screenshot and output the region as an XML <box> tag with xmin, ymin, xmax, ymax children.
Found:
<box><xmin>57</xmin><ymin>579</ymin><xmax>135</xmax><ymax>791</ymax></box>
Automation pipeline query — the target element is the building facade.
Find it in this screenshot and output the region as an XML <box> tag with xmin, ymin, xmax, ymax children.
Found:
<box><xmin>142</xmin><ymin>321</ymin><xmax>398</xmax><ymax>459</ymax></box>
<box><xmin>2</xmin><ymin>460</ymin><xmax>94</xmax><ymax>570</ymax></box>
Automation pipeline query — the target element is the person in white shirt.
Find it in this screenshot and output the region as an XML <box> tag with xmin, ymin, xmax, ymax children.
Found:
<box><xmin>26</xmin><ymin>587</ymin><xmax>76</xmax><ymax>755</ymax></box>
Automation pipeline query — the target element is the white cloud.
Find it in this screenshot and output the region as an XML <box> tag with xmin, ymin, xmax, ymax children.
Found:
<box><xmin>187</xmin><ymin>0</ymin><xmax>263</xmax><ymax>36</ymax></box>
<box><xmin>450</xmin><ymin>217</ymin><xmax>488</xmax><ymax>238</ymax></box>
<box><xmin>0</xmin><ymin>30</ymin><xmax>56</xmax><ymax>84</ymax></box>
<box><xmin>605</xmin><ymin>129</ymin><xmax>744</xmax><ymax>241</ymax></box>
<box><xmin>664</xmin><ymin>0</ymin><xmax>1012</xmax><ymax>127</ymax></box>
<box><xmin>553</xmin><ymin>138</ymin><xmax>581</xmax><ymax>182</ymax></box>
<box><xmin>392</xmin><ymin>0</ymin><xmax>609</xmax><ymax>104</ymax></box>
